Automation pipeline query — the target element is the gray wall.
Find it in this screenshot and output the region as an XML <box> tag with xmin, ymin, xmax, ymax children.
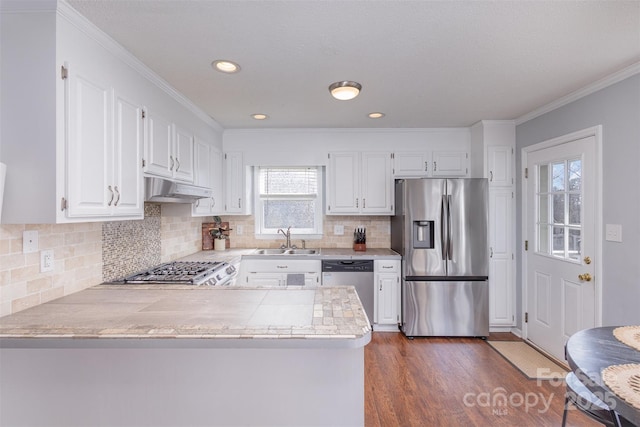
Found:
<box><xmin>516</xmin><ymin>73</ymin><xmax>640</xmax><ymax>327</ymax></box>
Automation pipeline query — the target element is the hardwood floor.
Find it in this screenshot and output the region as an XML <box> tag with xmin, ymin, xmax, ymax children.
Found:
<box><xmin>364</xmin><ymin>332</ymin><xmax>602</xmax><ymax>427</ymax></box>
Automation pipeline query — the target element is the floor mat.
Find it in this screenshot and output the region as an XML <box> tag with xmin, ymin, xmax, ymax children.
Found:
<box><xmin>487</xmin><ymin>340</ymin><xmax>568</xmax><ymax>380</ymax></box>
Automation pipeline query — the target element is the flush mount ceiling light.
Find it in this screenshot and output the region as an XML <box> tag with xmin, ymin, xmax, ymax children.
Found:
<box><xmin>251</xmin><ymin>113</ymin><xmax>269</xmax><ymax>120</ymax></box>
<box><xmin>212</xmin><ymin>60</ymin><xmax>241</xmax><ymax>74</ymax></box>
<box><xmin>368</xmin><ymin>112</ymin><xmax>385</xmax><ymax>119</ymax></box>
<box><xmin>328</xmin><ymin>81</ymin><xmax>362</xmax><ymax>101</ymax></box>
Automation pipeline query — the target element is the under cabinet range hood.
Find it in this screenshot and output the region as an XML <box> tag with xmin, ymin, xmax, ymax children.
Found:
<box><xmin>144</xmin><ymin>177</ymin><xmax>213</xmax><ymax>203</ymax></box>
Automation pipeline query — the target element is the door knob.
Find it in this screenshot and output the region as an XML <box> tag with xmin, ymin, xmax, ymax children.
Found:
<box><xmin>584</xmin><ymin>256</ymin><xmax>592</xmax><ymax>265</ymax></box>
<box><xmin>578</xmin><ymin>273</ymin><xmax>592</xmax><ymax>282</ymax></box>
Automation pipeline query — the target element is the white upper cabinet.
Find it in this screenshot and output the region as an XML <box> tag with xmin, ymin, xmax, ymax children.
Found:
<box><xmin>144</xmin><ymin>115</ymin><xmax>195</xmax><ymax>183</ymax></box>
<box><xmin>392</xmin><ymin>151</ymin><xmax>432</xmax><ymax>177</ymax></box>
<box><xmin>431</xmin><ymin>151</ymin><xmax>468</xmax><ymax>177</ymax></box>
<box><xmin>487</xmin><ymin>145</ymin><xmax>513</xmax><ymax>187</ymax></box>
<box><xmin>192</xmin><ymin>140</ymin><xmax>224</xmax><ymax>216</ymax></box>
<box><xmin>0</xmin><ymin>4</ymin><xmax>221</xmax><ymax>223</ymax></box>
<box><xmin>224</xmin><ymin>151</ymin><xmax>252</xmax><ymax>215</ymax></box>
<box><xmin>65</xmin><ymin>56</ymin><xmax>143</xmax><ymax>219</ymax></box>
<box><xmin>327</xmin><ymin>151</ymin><xmax>393</xmax><ymax>215</ymax></box>
<box><xmin>173</xmin><ymin>125</ymin><xmax>195</xmax><ymax>182</ymax></box>
<box><xmin>393</xmin><ymin>150</ymin><xmax>468</xmax><ymax>178</ymax></box>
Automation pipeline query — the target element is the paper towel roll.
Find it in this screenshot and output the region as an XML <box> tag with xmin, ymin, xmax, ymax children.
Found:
<box><xmin>0</xmin><ymin>162</ymin><xmax>6</xmax><ymax>223</ymax></box>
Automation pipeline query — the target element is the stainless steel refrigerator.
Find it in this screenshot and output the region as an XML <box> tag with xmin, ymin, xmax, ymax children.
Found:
<box><xmin>391</xmin><ymin>178</ymin><xmax>489</xmax><ymax>337</ymax></box>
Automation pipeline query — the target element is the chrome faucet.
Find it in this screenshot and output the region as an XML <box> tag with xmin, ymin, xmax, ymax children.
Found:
<box><xmin>277</xmin><ymin>226</ymin><xmax>293</xmax><ymax>249</ymax></box>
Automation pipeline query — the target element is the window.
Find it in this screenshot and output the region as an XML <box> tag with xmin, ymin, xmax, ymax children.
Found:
<box><xmin>536</xmin><ymin>158</ymin><xmax>582</xmax><ymax>261</ymax></box>
<box><xmin>254</xmin><ymin>167</ymin><xmax>323</xmax><ymax>238</ymax></box>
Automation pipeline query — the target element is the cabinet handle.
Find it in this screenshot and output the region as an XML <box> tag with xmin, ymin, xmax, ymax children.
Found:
<box><xmin>195</xmin><ymin>199</ymin><xmax>200</xmax><ymax>207</ymax></box>
<box><xmin>490</xmin><ymin>247</ymin><xmax>493</xmax><ymax>258</ymax></box>
<box><xmin>380</xmin><ymin>282</ymin><xmax>382</xmax><ymax>291</ymax></box>
<box><xmin>175</xmin><ymin>158</ymin><xmax>181</xmax><ymax>172</ymax></box>
<box><xmin>434</xmin><ymin>161</ymin><xmax>437</xmax><ymax>171</ymax></box>
<box><xmin>490</xmin><ymin>171</ymin><xmax>494</xmax><ymax>182</ymax></box>
<box><xmin>114</xmin><ymin>186</ymin><xmax>120</xmax><ymax>206</ymax></box>
<box><xmin>169</xmin><ymin>156</ymin><xmax>175</xmax><ymax>171</ymax></box>
<box><xmin>107</xmin><ymin>185</ymin><xmax>114</xmax><ymax>206</ymax></box>
<box><xmin>277</xmin><ymin>265</ymin><xmax>288</xmax><ymax>269</ymax></box>
<box><xmin>425</xmin><ymin>161</ymin><xmax>428</xmax><ymax>172</ymax></box>
<box><xmin>238</xmin><ymin>198</ymin><xmax>242</xmax><ymax>209</ymax></box>
<box><xmin>211</xmin><ymin>197</ymin><xmax>215</xmax><ymax>208</ymax></box>
<box><xmin>356</xmin><ymin>198</ymin><xmax>359</xmax><ymax>208</ymax></box>
<box><xmin>363</xmin><ymin>198</ymin><xmax>366</xmax><ymax>208</ymax></box>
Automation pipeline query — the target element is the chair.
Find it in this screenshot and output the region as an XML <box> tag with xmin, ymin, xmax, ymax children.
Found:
<box><xmin>562</xmin><ymin>371</ymin><xmax>620</xmax><ymax>427</ymax></box>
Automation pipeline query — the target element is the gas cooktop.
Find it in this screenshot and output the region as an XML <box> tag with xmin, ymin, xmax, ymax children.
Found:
<box><xmin>122</xmin><ymin>261</ymin><xmax>236</xmax><ymax>286</ymax></box>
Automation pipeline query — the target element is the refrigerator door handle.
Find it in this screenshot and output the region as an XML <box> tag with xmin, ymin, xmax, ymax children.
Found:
<box><xmin>447</xmin><ymin>194</ymin><xmax>453</xmax><ymax>260</ymax></box>
<box><xmin>440</xmin><ymin>195</ymin><xmax>447</xmax><ymax>260</ymax></box>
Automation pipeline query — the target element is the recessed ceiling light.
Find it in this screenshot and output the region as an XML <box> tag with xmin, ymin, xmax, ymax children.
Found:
<box><xmin>328</xmin><ymin>81</ymin><xmax>362</xmax><ymax>101</ymax></box>
<box><xmin>368</xmin><ymin>112</ymin><xmax>385</xmax><ymax>119</ymax></box>
<box><xmin>251</xmin><ymin>114</ymin><xmax>268</xmax><ymax>120</ymax></box>
<box><xmin>212</xmin><ymin>60</ymin><xmax>241</xmax><ymax>73</ymax></box>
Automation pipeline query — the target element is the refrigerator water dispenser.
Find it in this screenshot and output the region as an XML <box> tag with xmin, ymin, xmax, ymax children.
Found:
<box><xmin>412</xmin><ymin>220</ymin><xmax>434</xmax><ymax>249</ymax></box>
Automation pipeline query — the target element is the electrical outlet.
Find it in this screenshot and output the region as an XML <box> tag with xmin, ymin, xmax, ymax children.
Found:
<box><xmin>334</xmin><ymin>225</ymin><xmax>344</xmax><ymax>235</ymax></box>
<box><xmin>236</xmin><ymin>225</ymin><xmax>243</xmax><ymax>235</ymax></box>
<box><xmin>23</xmin><ymin>230</ymin><xmax>39</xmax><ymax>253</ymax></box>
<box><xmin>40</xmin><ymin>250</ymin><xmax>54</xmax><ymax>273</ymax></box>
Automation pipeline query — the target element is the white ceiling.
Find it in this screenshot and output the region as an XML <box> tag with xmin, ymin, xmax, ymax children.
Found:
<box><xmin>66</xmin><ymin>0</ymin><xmax>640</xmax><ymax>129</ymax></box>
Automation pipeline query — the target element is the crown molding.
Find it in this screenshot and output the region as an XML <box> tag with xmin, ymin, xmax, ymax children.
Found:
<box><xmin>515</xmin><ymin>61</ymin><xmax>640</xmax><ymax>125</ymax></box>
<box><xmin>56</xmin><ymin>0</ymin><xmax>223</xmax><ymax>132</ymax></box>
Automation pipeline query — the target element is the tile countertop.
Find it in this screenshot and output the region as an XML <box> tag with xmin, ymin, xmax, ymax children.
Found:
<box><xmin>0</xmin><ymin>285</ymin><xmax>371</xmax><ymax>349</ymax></box>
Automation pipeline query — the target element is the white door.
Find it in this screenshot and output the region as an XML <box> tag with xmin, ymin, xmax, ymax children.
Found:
<box><xmin>525</xmin><ymin>134</ymin><xmax>598</xmax><ymax>361</ymax></box>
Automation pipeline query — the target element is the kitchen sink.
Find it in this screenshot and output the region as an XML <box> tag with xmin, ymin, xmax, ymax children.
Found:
<box><xmin>254</xmin><ymin>249</ymin><xmax>288</xmax><ymax>255</ymax></box>
<box><xmin>253</xmin><ymin>248</ymin><xmax>319</xmax><ymax>255</ymax></box>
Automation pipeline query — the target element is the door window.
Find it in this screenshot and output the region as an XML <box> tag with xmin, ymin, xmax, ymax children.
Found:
<box><xmin>536</xmin><ymin>158</ymin><xmax>582</xmax><ymax>262</ymax></box>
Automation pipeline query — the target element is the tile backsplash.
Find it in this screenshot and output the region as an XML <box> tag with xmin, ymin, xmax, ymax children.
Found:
<box><xmin>226</xmin><ymin>215</ymin><xmax>391</xmax><ymax>249</ymax></box>
<box><xmin>0</xmin><ymin>206</ymin><xmax>391</xmax><ymax>317</ymax></box>
<box><xmin>0</xmin><ymin>222</ymin><xmax>103</xmax><ymax>317</ymax></box>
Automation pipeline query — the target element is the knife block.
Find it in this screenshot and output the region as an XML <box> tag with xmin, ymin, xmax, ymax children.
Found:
<box><xmin>353</xmin><ymin>243</ymin><xmax>366</xmax><ymax>252</ymax></box>
<box><xmin>202</xmin><ymin>222</ymin><xmax>230</xmax><ymax>250</ymax></box>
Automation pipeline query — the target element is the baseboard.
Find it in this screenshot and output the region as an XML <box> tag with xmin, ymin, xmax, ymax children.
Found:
<box><xmin>510</xmin><ymin>327</ymin><xmax>523</xmax><ymax>338</ymax></box>
<box><xmin>373</xmin><ymin>324</ymin><xmax>401</xmax><ymax>332</ymax></box>
<box><xmin>489</xmin><ymin>325</ymin><xmax>514</xmax><ymax>333</ymax></box>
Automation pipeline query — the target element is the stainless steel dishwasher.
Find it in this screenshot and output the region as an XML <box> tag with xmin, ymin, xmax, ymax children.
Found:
<box><xmin>321</xmin><ymin>260</ymin><xmax>374</xmax><ymax>325</ymax></box>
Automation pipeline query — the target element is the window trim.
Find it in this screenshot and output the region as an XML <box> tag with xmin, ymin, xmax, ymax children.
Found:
<box><xmin>253</xmin><ymin>166</ymin><xmax>324</xmax><ymax>240</ymax></box>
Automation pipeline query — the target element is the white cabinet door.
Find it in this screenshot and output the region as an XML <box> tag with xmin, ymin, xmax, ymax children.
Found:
<box><xmin>192</xmin><ymin>139</ymin><xmax>212</xmax><ymax>216</ymax></box>
<box><xmin>489</xmin><ymin>188</ymin><xmax>514</xmax><ymax>326</ymax></box>
<box><xmin>112</xmin><ymin>92</ymin><xmax>144</xmax><ymax>216</ymax></box>
<box><xmin>393</xmin><ymin>152</ymin><xmax>431</xmax><ymax>177</ymax></box>
<box><xmin>327</xmin><ymin>152</ymin><xmax>360</xmax><ymax>214</ymax></box>
<box><xmin>432</xmin><ymin>151</ymin><xmax>468</xmax><ymax>177</ymax></box>
<box><xmin>361</xmin><ymin>152</ymin><xmax>393</xmax><ymax>214</ymax></box>
<box><xmin>174</xmin><ymin>126</ymin><xmax>194</xmax><ymax>182</ymax></box>
<box><xmin>224</xmin><ymin>151</ymin><xmax>250</xmax><ymax>214</ymax></box>
<box><xmin>66</xmin><ymin>70</ymin><xmax>111</xmax><ymax>217</ymax></box>
<box><xmin>145</xmin><ymin>111</ymin><xmax>173</xmax><ymax>178</ymax></box>
<box><xmin>487</xmin><ymin>145</ymin><xmax>513</xmax><ymax>187</ymax></box>
<box><xmin>377</xmin><ymin>274</ymin><xmax>400</xmax><ymax>325</ymax></box>
<box><xmin>66</xmin><ymin>65</ymin><xmax>143</xmax><ymax>219</ymax></box>
<box><xmin>246</xmin><ymin>272</ymin><xmax>283</xmax><ymax>287</ymax></box>
<box><xmin>327</xmin><ymin>151</ymin><xmax>392</xmax><ymax>215</ymax></box>
<box><xmin>210</xmin><ymin>149</ymin><xmax>224</xmax><ymax>214</ymax></box>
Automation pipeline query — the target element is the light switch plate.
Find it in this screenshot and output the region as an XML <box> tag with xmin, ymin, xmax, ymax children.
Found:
<box><xmin>334</xmin><ymin>225</ymin><xmax>344</xmax><ymax>235</ymax></box>
<box><xmin>605</xmin><ymin>224</ymin><xmax>622</xmax><ymax>242</ymax></box>
<box><xmin>23</xmin><ymin>230</ymin><xmax>39</xmax><ymax>253</ymax></box>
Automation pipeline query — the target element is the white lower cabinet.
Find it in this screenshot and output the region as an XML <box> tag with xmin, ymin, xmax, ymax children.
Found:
<box><xmin>238</xmin><ymin>259</ymin><xmax>321</xmax><ymax>287</ymax></box>
<box><xmin>373</xmin><ymin>259</ymin><xmax>401</xmax><ymax>331</ymax></box>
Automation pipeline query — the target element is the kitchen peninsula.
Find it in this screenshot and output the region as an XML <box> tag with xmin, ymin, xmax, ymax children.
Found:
<box><xmin>0</xmin><ymin>285</ymin><xmax>370</xmax><ymax>427</ymax></box>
